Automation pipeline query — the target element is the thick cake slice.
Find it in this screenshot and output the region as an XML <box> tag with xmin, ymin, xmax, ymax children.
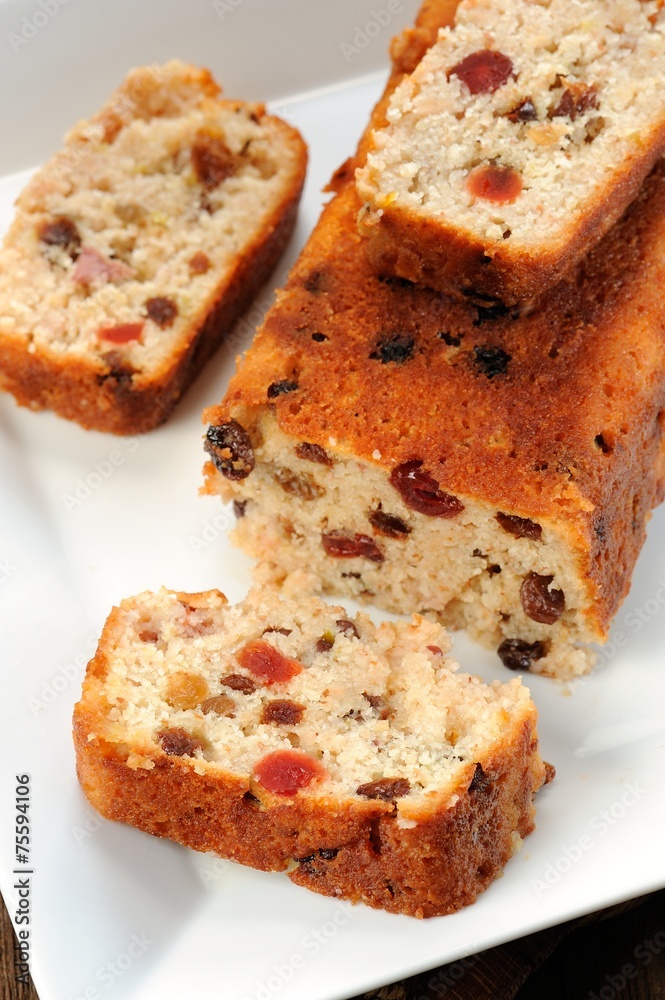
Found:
<box><xmin>202</xmin><ymin>0</ymin><xmax>665</xmax><ymax>680</ymax></box>
<box><xmin>356</xmin><ymin>0</ymin><xmax>665</xmax><ymax>306</ymax></box>
<box><xmin>73</xmin><ymin>586</ymin><xmax>547</xmax><ymax>918</ymax></box>
<box><xmin>0</xmin><ymin>61</ymin><xmax>307</xmax><ymax>434</ymax></box>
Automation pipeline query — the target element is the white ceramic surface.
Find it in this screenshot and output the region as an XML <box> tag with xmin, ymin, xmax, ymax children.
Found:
<box><xmin>1</xmin><ymin>2</ymin><xmax>664</xmax><ymax>999</ymax></box>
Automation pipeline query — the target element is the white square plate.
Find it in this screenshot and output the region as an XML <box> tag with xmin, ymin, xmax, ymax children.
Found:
<box><xmin>1</xmin><ymin>2</ymin><xmax>665</xmax><ymax>998</ymax></box>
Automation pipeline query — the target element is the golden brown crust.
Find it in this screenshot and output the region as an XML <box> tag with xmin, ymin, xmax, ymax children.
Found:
<box><xmin>73</xmin><ymin>590</ymin><xmax>545</xmax><ymax>918</ymax></box>
<box><xmin>205</xmin><ymin>0</ymin><xmax>665</xmax><ymax>642</ymax></box>
<box><xmin>0</xmin><ymin>112</ymin><xmax>307</xmax><ymax>436</ymax></box>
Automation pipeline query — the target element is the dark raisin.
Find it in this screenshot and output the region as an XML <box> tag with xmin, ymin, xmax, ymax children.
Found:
<box><xmin>38</xmin><ymin>217</ymin><xmax>81</xmax><ymax>258</ymax></box>
<box><xmin>472</xmin><ymin>548</ymin><xmax>487</xmax><ymax>558</ymax></box>
<box><xmin>220</xmin><ymin>673</ymin><xmax>257</xmax><ymax>694</ymax></box>
<box><xmin>389</xmin><ymin>460</ymin><xmax>464</xmax><ymax>518</ymax></box>
<box><xmin>295</xmin><ymin>442</ymin><xmax>333</xmax><ymax>467</ymax></box>
<box><xmin>497</xmin><ymin>638</ymin><xmax>546</xmax><ymax>671</ymax></box>
<box><xmin>473</xmin><ymin>345</ymin><xmax>512</xmax><ymax>378</ymax></box>
<box><xmin>200</xmin><ymin>695</ymin><xmax>235</xmax><ymax>716</ymax></box>
<box><xmin>368</xmin><ymin>509</ymin><xmax>411</xmax><ymax>539</ymax></box>
<box><xmin>192</xmin><ymin>131</ymin><xmax>238</xmax><ymax>189</ymax></box>
<box><xmin>262</xmin><ymin>627</ymin><xmax>292</xmax><ymax>637</ymax></box>
<box><xmin>336</xmin><ymin>619</ymin><xmax>359</xmax><ymax>639</ymax></box>
<box><xmin>356</xmin><ymin>778</ymin><xmax>411</xmax><ymax>801</ymax></box>
<box><xmin>369</xmin><ymin>333</ymin><xmax>414</xmax><ymax>364</ymax></box>
<box><xmin>322</xmin><ymin>531</ymin><xmax>384</xmax><ymax>562</ymax></box>
<box><xmin>550</xmin><ymin>82</ymin><xmax>598</xmax><ymax>120</ymax></box>
<box><xmin>316</xmin><ymin>632</ymin><xmax>334</xmax><ymax>652</ymax></box>
<box><xmin>520</xmin><ymin>573</ymin><xmax>565</xmax><ymax>624</ymax></box>
<box><xmin>189</xmin><ymin>251</ymin><xmax>210</xmax><ymax>274</ymax></box>
<box><xmin>274</xmin><ymin>468</ymin><xmax>324</xmax><ymax>500</ymax></box>
<box><xmin>311</xmin><ymin>332</ymin><xmax>327</xmax><ymax>342</ymax></box>
<box><xmin>467</xmin><ymin>165</ymin><xmax>522</xmax><ymax>205</ymax></box>
<box><xmin>449</xmin><ymin>50</ymin><xmax>514</xmax><ymax>94</ymax></box>
<box><xmin>157</xmin><ymin>727</ymin><xmax>203</xmax><ymax>757</ymax></box>
<box><xmin>468</xmin><ymin>763</ymin><xmax>491</xmax><ymax>792</ymax></box>
<box><xmin>488</xmin><ymin>564</ymin><xmax>502</xmax><ymax>575</ymax></box>
<box><xmin>496</xmin><ymin>512</ymin><xmax>542</xmax><ymax>541</ymax></box>
<box><xmin>145</xmin><ymin>296</ymin><xmax>178</xmax><ymax>328</ymax></box>
<box><xmin>363</xmin><ymin>692</ymin><xmax>390</xmax><ymax>719</ymax></box>
<box><xmin>233</xmin><ymin>500</ymin><xmax>247</xmax><ymax>518</ymax></box>
<box><xmin>507</xmin><ymin>100</ymin><xmax>538</xmax><ymax>122</ymax></box>
<box><xmin>318</xmin><ymin>848</ymin><xmax>338</xmax><ymax>860</ymax></box>
<box><xmin>205</xmin><ymin>420</ymin><xmax>255</xmax><ymax>480</ymax></box>
<box><xmin>438</xmin><ymin>331</ymin><xmax>461</xmax><ymax>346</ymax></box>
<box><xmin>267</xmin><ymin>379</ymin><xmax>299</xmax><ymax>399</ymax></box>
<box><xmin>260</xmin><ymin>699</ymin><xmax>305</xmax><ymax>725</ymax></box>
<box><xmin>474</xmin><ymin>302</ymin><xmax>511</xmax><ymax>325</ymax></box>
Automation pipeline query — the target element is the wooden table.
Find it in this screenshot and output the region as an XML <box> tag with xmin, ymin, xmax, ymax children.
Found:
<box><xmin>3</xmin><ymin>888</ymin><xmax>664</xmax><ymax>999</ymax></box>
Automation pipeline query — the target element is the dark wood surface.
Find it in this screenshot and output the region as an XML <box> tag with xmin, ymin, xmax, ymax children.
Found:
<box><xmin>2</xmin><ymin>888</ymin><xmax>664</xmax><ymax>999</ymax></box>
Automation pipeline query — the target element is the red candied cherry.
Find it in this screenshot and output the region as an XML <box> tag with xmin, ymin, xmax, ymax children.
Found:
<box><xmin>253</xmin><ymin>750</ymin><xmax>327</xmax><ymax>796</ymax></box>
<box><xmin>97</xmin><ymin>322</ymin><xmax>144</xmax><ymax>344</ymax></box>
<box><xmin>236</xmin><ymin>640</ymin><xmax>303</xmax><ymax>685</ymax></box>
<box><xmin>466</xmin><ymin>165</ymin><xmax>523</xmax><ymax>205</ymax></box>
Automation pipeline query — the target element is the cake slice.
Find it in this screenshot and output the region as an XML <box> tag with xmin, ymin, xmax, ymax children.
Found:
<box><xmin>0</xmin><ymin>60</ymin><xmax>307</xmax><ymax>434</ymax></box>
<box><xmin>356</xmin><ymin>0</ymin><xmax>665</xmax><ymax>306</ymax></box>
<box><xmin>202</xmin><ymin>0</ymin><xmax>665</xmax><ymax>680</ymax></box>
<box><xmin>73</xmin><ymin>586</ymin><xmax>547</xmax><ymax>918</ymax></box>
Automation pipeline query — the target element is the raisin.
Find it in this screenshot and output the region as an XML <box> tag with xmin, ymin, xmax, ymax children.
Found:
<box><xmin>38</xmin><ymin>217</ymin><xmax>81</xmax><ymax>258</ymax></box>
<box><xmin>496</xmin><ymin>512</ymin><xmax>542</xmax><ymax>541</ymax></box>
<box><xmin>260</xmin><ymin>699</ymin><xmax>305</xmax><ymax>725</ymax></box>
<box><xmin>205</xmin><ymin>421</ymin><xmax>255</xmax><ymax>480</ymax></box>
<box><xmin>466</xmin><ymin>165</ymin><xmax>522</xmax><ymax>205</ymax></box>
<box><xmin>220</xmin><ymin>673</ymin><xmax>257</xmax><ymax>694</ymax></box>
<box><xmin>200</xmin><ymin>694</ymin><xmax>236</xmax><ymax>716</ymax></box>
<box><xmin>97</xmin><ymin>323</ymin><xmax>144</xmax><ymax>344</ymax></box>
<box><xmin>368</xmin><ymin>509</ymin><xmax>411</xmax><ymax>539</ymax></box>
<box><xmin>145</xmin><ymin>296</ymin><xmax>178</xmax><ymax>328</ymax></box>
<box><xmin>189</xmin><ymin>251</ymin><xmax>211</xmax><ymax>274</ymax></box>
<box><xmin>473</xmin><ymin>345</ymin><xmax>511</xmax><ymax>379</ymax></box>
<box><xmin>497</xmin><ymin>638</ymin><xmax>546</xmax><ymax>671</ymax></box>
<box><xmin>507</xmin><ymin>99</ymin><xmax>538</xmax><ymax>122</ymax></box>
<box><xmin>363</xmin><ymin>692</ymin><xmax>390</xmax><ymax>719</ymax></box>
<box><xmin>164</xmin><ymin>671</ymin><xmax>209</xmax><ymax>711</ymax></box>
<box><xmin>311</xmin><ymin>332</ymin><xmax>327</xmax><ymax>342</ymax></box>
<box><xmin>520</xmin><ymin>573</ymin><xmax>565</xmax><ymax>624</ymax></box>
<box><xmin>449</xmin><ymin>50</ymin><xmax>514</xmax><ymax>94</ymax></box>
<box><xmin>316</xmin><ymin>632</ymin><xmax>334</xmax><ymax>652</ymax></box>
<box><xmin>295</xmin><ymin>442</ymin><xmax>333</xmax><ymax>467</ymax></box>
<box><xmin>267</xmin><ymin>379</ymin><xmax>299</xmax><ymax>398</ymax></box>
<box><xmin>356</xmin><ymin>778</ymin><xmax>410</xmax><ymax>801</ymax></box>
<box><xmin>468</xmin><ymin>763</ymin><xmax>491</xmax><ymax>792</ymax></box>
<box><xmin>233</xmin><ymin>500</ymin><xmax>247</xmax><ymax>518</ymax></box>
<box><xmin>322</xmin><ymin>531</ymin><xmax>384</xmax><ymax>562</ymax></box>
<box><xmin>192</xmin><ymin>131</ymin><xmax>238</xmax><ymax>189</ymax></box>
<box><xmin>254</xmin><ymin>750</ymin><xmax>327</xmax><ymax>795</ymax></box>
<box><xmin>389</xmin><ymin>460</ymin><xmax>464</xmax><ymax>518</ymax></box>
<box><xmin>438</xmin><ymin>331</ymin><xmax>461</xmax><ymax>346</ymax></box>
<box><xmin>157</xmin><ymin>728</ymin><xmax>203</xmax><ymax>757</ymax></box>
<box><xmin>274</xmin><ymin>468</ymin><xmax>324</xmax><ymax>500</ymax></box>
<box><xmin>474</xmin><ymin>302</ymin><xmax>511</xmax><ymax>326</ymax></box>
<box><xmin>236</xmin><ymin>640</ymin><xmax>303</xmax><ymax>684</ymax></box>
<box><xmin>262</xmin><ymin>627</ymin><xmax>292</xmax><ymax>637</ymax></box>
<box><xmin>369</xmin><ymin>333</ymin><xmax>414</xmax><ymax>364</ymax></box>
<box><xmin>551</xmin><ymin>82</ymin><xmax>598</xmax><ymax>121</ymax></box>
<box><xmin>303</xmin><ymin>270</ymin><xmax>326</xmax><ymax>293</ymax></box>
<box><xmin>336</xmin><ymin>619</ymin><xmax>359</xmax><ymax>639</ymax></box>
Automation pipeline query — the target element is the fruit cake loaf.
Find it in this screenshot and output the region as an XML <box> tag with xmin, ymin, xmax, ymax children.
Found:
<box><xmin>73</xmin><ymin>586</ymin><xmax>547</xmax><ymax>918</ymax></box>
<box><xmin>0</xmin><ymin>61</ymin><xmax>307</xmax><ymax>434</ymax></box>
<box><xmin>356</xmin><ymin>0</ymin><xmax>665</xmax><ymax>306</ymax></box>
<box><xmin>202</xmin><ymin>0</ymin><xmax>665</xmax><ymax>680</ymax></box>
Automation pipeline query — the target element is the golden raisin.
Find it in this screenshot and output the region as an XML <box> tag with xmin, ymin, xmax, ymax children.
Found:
<box><xmin>164</xmin><ymin>671</ymin><xmax>209</xmax><ymax>711</ymax></box>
